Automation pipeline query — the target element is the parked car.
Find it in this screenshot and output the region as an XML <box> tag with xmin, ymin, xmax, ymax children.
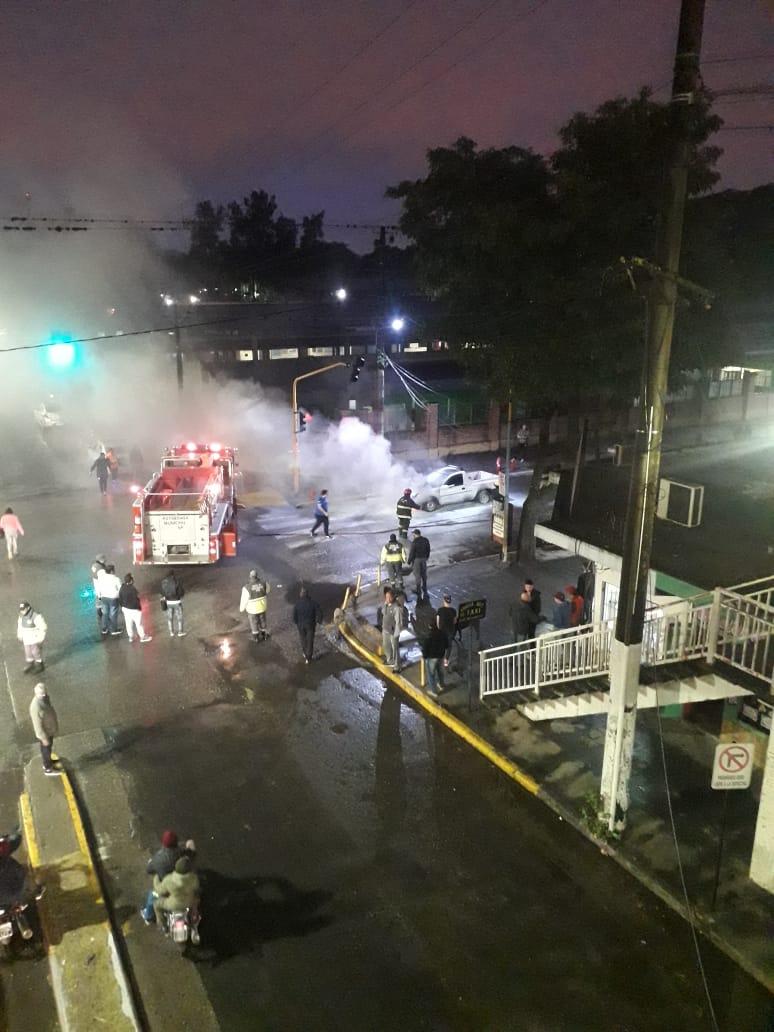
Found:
<box><xmin>414</xmin><ymin>465</ymin><xmax>499</xmax><ymax>512</ymax></box>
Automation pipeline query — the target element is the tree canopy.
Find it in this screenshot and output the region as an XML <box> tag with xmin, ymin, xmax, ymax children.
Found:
<box><xmin>387</xmin><ymin>89</ymin><xmax>728</xmax><ymax>407</ymax></box>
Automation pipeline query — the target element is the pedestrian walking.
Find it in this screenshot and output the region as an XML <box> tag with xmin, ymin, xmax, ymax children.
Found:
<box><xmin>160</xmin><ymin>568</ymin><xmax>186</xmax><ymax>637</ymax></box>
<box><xmin>29</xmin><ymin>683</ymin><xmax>61</xmax><ymax>776</ymax></box>
<box><xmin>382</xmin><ymin>591</ymin><xmax>408</xmax><ymax>672</ymax></box>
<box><xmin>380</xmin><ymin>533</ymin><xmax>407</xmax><ymax>591</ymax></box>
<box><xmin>509</xmin><ymin>591</ymin><xmax>539</xmax><ymax>643</ymax></box>
<box><xmin>17</xmin><ymin>602</ymin><xmax>46</xmax><ymax>673</ymax></box>
<box><xmin>0</xmin><ymin>508</ymin><xmax>24</xmax><ymax>560</ymax></box>
<box><xmin>407</xmin><ymin>528</ymin><xmax>431</xmax><ymax>598</ymax></box>
<box><xmin>119</xmin><ymin>573</ymin><xmax>152</xmax><ymax>643</ymax></box>
<box><xmin>239</xmin><ymin>569</ymin><xmax>269</xmax><ymax>641</ymax></box>
<box><xmin>516</xmin><ymin>423</ymin><xmax>529</xmax><ymax>461</ymax></box>
<box><xmin>523</xmin><ymin>578</ymin><xmax>542</xmax><ymax>618</ymax></box>
<box><xmin>396</xmin><ymin>488</ymin><xmax>420</xmax><ymax>541</ymax></box>
<box><xmin>97</xmin><ymin>563</ymin><xmax>123</xmax><ymax>636</ymax></box>
<box><xmin>90</xmin><ymin>451</ymin><xmax>111</xmax><ymax>495</ymax></box>
<box><xmin>422</xmin><ymin>623</ymin><xmax>448</xmax><ymax>699</ymax></box>
<box><xmin>311</xmin><ymin>489</ymin><xmax>331</xmax><ymax>538</ymax></box>
<box><xmin>91</xmin><ymin>553</ymin><xmax>108</xmax><ymax>625</ymax></box>
<box><xmin>292</xmin><ymin>586</ymin><xmax>322</xmax><ymax>663</ymax></box>
<box><xmin>436</xmin><ymin>593</ymin><xmax>458</xmax><ymax>668</ymax></box>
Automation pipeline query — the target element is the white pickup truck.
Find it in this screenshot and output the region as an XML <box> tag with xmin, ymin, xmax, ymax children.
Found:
<box><xmin>414</xmin><ymin>465</ymin><xmax>499</xmax><ymax>512</ymax></box>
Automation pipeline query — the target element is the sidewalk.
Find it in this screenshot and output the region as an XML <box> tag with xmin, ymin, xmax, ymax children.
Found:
<box><xmin>342</xmin><ymin>554</ymin><xmax>774</xmax><ymax>994</ymax></box>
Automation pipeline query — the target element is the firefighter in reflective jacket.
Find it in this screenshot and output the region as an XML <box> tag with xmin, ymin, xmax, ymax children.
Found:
<box><xmin>380</xmin><ymin>534</ymin><xmax>407</xmax><ymax>591</ymax></box>
<box><xmin>239</xmin><ymin>570</ymin><xmax>270</xmax><ymax>641</ymax></box>
<box><xmin>396</xmin><ymin>488</ymin><xmax>420</xmax><ymax>540</ymax></box>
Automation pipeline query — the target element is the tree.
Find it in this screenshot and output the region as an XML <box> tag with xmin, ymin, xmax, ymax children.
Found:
<box><xmin>388</xmin><ymin>92</ymin><xmax>725</xmax><ymax>557</ymax></box>
<box><xmin>189</xmin><ymin>201</ymin><xmax>224</xmax><ymax>266</ymax></box>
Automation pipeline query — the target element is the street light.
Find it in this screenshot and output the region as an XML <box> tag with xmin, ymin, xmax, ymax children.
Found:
<box><xmin>390</xmin><ymin>316</ymin><xmax>405</xmax><ymax>332</ymax></box>
<box><xmin>335</xmin><ymin>287</ymin><xmax>348</xmax><ymax>302</ymax></box>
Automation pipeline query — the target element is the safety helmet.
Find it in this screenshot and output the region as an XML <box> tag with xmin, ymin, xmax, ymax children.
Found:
<box><xmin>19</xmin><ymin>601</ymin><xmax>31</xmax><ymax>612</ymax></box>
<box><xmin>389</xmin><ymin>534</ymin><xmax>397</xmax><ymax>542</ymax></box>
<box><xmin>403</xmin><ymin>488</ymin><xmax>412</xmax><ymax>495</ymax></box>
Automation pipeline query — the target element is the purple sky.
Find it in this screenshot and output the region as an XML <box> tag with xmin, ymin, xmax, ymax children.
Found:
<box><xmin>3</xmin><ymin>1</ymin><xmax>772</xmax><ymax>248</ymax></box>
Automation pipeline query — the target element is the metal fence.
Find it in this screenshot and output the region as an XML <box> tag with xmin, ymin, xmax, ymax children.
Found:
<box><xmin>710</xmin><ymin>577</ymin><xmax>774</xmax><ymax>688</ymax></box>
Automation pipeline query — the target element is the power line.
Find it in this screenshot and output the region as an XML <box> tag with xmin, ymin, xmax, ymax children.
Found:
<box><xmin>717</xmin><ymin>123</ymin><xmax>774</xmax><ymax>132</ymax></box>
<box><xmin>252</xmin><ymin>0</ymin><xmax>422</xmax><ymax>143</ymax></box>
<box><xmin>262</xmin><ymin>0</ymin><xmax>510</xmax><ymax>182</ymax></box>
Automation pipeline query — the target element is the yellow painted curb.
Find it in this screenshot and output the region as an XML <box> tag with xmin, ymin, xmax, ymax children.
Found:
<box><xmin>19</xmin><ymin>792</ymin><xmax>41</xmax><ymax>869</ymax></box>
<box><xmin>340</xmin><ymin>621</ymin><xmax>540</xmax><ymax>796</ymax></box>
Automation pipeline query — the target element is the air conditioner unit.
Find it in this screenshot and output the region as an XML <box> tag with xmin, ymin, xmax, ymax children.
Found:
<box><xmin>656</xmin><ymin>478</ymin><xmax>704</xmax><ymax>528</ymax></box>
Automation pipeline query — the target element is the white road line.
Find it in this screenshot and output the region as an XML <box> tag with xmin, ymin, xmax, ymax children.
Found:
<box><xmin>0</xmin><ymin>631</ymin><xmax>21</xmax><ymax>724</ymax></box>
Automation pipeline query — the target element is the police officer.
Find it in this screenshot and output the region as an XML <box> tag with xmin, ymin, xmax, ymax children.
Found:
<box><xmin>239</xmin><ymin>570</ymin><xmax>270</xmax><ymax>641</ymax></box>
<box><xmin>396</xmin><ymin>487</ymin><xmax>420</xmax><ymax>540</ymax></box>
<box><xmin>380</xmin><ymin>534</ymin><xmax>407</xmax><ymax>591</ymax></box>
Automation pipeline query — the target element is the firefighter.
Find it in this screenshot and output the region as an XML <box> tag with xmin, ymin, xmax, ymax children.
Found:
<box><xmin>239</xmin><ymin>570</ymin><xmax>270</xmax><ymax>642</ymax></box>
<box><xmin>396</xmin><ymin>488</ymin><xmax>420</xmax><ymax>540</ymax></box>
<box><xmin>90</xmin><ymin>452</ymin><xmax>111</xmax><ymax>495</ymax></box>
<box><xmin>380</xmin><ymin>533</ymin><xmax>407</xmax><ymax>592</ymax></box>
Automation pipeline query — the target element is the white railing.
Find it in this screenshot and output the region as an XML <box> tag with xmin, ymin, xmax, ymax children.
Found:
<box><xmin>710</xmin><ymin>579</ymin><xmax>774</xmax><ymax>688</ymax></box>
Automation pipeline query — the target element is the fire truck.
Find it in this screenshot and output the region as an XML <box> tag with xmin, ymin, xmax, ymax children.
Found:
<box><xmin>131</xmin><ymin>443</ymin><xmax>238</xmax><ymax>565</ymax></box>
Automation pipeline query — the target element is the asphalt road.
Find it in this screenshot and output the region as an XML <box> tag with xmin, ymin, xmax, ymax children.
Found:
<box><xmin>0</xmin><ymin>478</ymin><xmax>769</xmax><ymax>1030</ymax></box>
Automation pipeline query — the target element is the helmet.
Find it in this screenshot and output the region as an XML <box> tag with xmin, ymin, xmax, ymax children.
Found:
<box><xmin>95</xmin><ymin>553</ymin><xmax>106</xmax><ymax>564</ymax></box>
<box><xmin>19</xmin><ymin>601</ymin><xmax>30</xmax><ymax>612</ymax></box>
<box><xmin>389</xmin><ymin>534</ymin><xmax>397</xmax><ymax>542</ymax></box>
<box><xmin>403</xmin><ymin>488</ymin><xmax>412</xmax><ymax>495</ymax></box>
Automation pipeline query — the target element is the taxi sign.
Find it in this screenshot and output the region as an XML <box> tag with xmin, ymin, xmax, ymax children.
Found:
<box><xmin>711</xmin><ymin>742</ymin><xmax>754</xmax><ymax>790</ymax></box>
<box><xmin>457</xmin><ymin>598</ymin><xmax>487</xmax><ymax>629</ymax></box>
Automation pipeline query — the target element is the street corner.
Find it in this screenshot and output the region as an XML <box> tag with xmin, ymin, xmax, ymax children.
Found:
<box><xmin>23</xmin><ymin>756</ymin><xmax>140</xmax><ymax>1031</ymax></box>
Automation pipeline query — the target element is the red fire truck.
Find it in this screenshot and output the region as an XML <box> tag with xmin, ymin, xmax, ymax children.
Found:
<box><xmin>131</xmin><ymin>442</ymin><xmax>238</xmax><ymax>565</ymax></box>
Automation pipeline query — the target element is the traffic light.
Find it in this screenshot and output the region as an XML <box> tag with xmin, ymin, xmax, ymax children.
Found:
<box><xmin>350</xmin><ymin>355</ymin><xmax>366</xmax><ymax>383</ymax></box>
<box><xmin>45</xmin><ymin>332</ymin><xmax>77</xmax><ymax>370</ymax></box>
<box><xmin>297</xmin><ymin>408</ymin><xmax>311</xmax><ymax>433</ymax></box>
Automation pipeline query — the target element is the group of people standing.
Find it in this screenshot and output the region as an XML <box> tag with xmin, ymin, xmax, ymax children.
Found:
<box><xmin>509</xmin><ymin>577</ymin><xmax>590</xmax><ymax>643</ymax></box>
<box><xmin>90</xmin><ymin>554</ymin><xmax>187</xmax><ymax>641</ymax></box>
<box><xmin>377</xmin><ymin>586</ymin><xmax>457</xmax><ymax>699</ymax></box>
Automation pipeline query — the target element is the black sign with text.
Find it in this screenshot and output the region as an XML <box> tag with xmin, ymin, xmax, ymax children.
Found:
<box><xmin>457</xmin><ymin>598</ymin><xmax>487</xmax><ymax>629</ymax></box>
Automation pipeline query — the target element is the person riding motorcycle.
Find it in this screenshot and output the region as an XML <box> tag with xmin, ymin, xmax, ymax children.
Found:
<box><xmin>153</xmin><ymin>856</ymin><xmax>201</xmax><ymax>944</ymax></box>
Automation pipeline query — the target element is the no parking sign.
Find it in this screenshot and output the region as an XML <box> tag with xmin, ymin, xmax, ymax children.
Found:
<box><xmin>711</xmin><ymin>742</ymin><xmax>754</xmax><ymax>790</ymax></box>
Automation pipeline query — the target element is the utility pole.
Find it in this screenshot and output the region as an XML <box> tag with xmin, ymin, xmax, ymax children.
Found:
<box><xmin>290</xmin><ymin>362</ymin><xmax>346</xmax><ymax>493</ymax></box>
<box><xmin>501</xmin><ymin>395</ymin><xmax>512</xmax><ymax>563</ymax></box>
<box><xmin>173</xmin><ymin>302</ymin><xmax>183</xmax><ymax>390</ymax></box>
<box><xmin>600</xmin><ymin>0</ymin><xmax>706</xmax><ymax>833</ymax></box>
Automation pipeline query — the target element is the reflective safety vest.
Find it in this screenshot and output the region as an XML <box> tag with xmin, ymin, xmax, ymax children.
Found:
<box><xmin>381</xmin><ymin>541</ymin><xmax>406</xmax><ymax>565</ymax></box>
<box><xmin>243</xmin><ymin>582</ymin><xmax>268</xmax><ymax>614</ymax></box>
<box><xmin>396</xmin><ymin>496</ymin><xmax>415</xmax><ymax>520</ymax></box>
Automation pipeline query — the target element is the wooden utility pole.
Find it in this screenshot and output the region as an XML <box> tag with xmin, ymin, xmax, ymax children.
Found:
<box><xmin>601</xmin><ymin>0</ymin><xmax>707</xmax><ymax>832</ymax></box>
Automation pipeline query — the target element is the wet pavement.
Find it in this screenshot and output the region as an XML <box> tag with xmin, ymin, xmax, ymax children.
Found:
<box><xmin>0</xmin><ymin>480</ymin><xmax>770</xmax><ymax>1029</ymax></box>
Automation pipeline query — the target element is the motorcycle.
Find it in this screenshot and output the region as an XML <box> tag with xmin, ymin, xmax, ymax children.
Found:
<box><xmin>158</xmin><ymin>905</ymin><xmax>200</xmax><ymax>951</ymax></box>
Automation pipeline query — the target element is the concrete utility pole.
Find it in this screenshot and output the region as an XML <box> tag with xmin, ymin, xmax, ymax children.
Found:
<box><xmin>600</xmin><ymin>0</ymin><xmax>707</xmax><ymax>832</ymax></box>
<box><xmin>501</xmin><ymin>395</ymin><xmax>512</xmax><ymax>563</ymax></box>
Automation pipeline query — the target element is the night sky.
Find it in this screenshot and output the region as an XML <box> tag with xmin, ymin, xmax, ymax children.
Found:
<box><xmin>3</xmin><ymin>1</ymin><xmax>772</xmax><ymax>248</ymax></box>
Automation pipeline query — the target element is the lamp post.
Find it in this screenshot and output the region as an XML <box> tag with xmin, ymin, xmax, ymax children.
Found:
<box><xmin>375</xmin><ymin>315</ymin><xmax>407</xmax><ymax>437</ymax></box>
<box><xmin>291</xmin><ymin>363</ymin><xmax>347</xmax><ymax>493</ymax></box>
<box><xmin>162</xmin><ymin>293</ymin><xmax>200</xmax><ymax>390</ymax></box>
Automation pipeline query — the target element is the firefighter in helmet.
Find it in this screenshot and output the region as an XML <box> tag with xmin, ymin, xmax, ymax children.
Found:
<box><xmin>380</xmin><ymin>534</ymin><xmax>407</xmax><ymax>592</ymax></box>
<box><xmin>396</xmin><ymin>487</ymin><xmax>420</xmax><ymax>541</ymax></box>
<box><xmin>239</xmin><ymin>570</ymin><xmax>270</xmax><ymax>642</ymax></box>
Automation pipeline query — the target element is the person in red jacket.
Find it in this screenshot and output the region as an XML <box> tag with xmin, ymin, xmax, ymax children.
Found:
<box><xmin>566</xmin><ymin>586</ymin><xmax>584</xmax><ymax>627</ymax></box>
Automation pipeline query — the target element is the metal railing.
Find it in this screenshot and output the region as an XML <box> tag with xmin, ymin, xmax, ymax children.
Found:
<box><xmin>709</xmin><ymin>576</ymin><xmax>774</xmax><ymax>687</ymax></box>
<box><xmin>479</xmin><ymin>581</ymin><xmax>773</xmax><ymax>699</ymax></box>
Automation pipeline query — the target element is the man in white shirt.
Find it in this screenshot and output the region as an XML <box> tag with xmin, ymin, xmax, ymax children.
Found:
<box><xmin>97</xmin><ymin>564</ymin><xmax>123</xmax><ymax>636</ymax></box>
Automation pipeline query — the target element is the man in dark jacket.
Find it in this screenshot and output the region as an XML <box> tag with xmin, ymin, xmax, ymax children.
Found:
<box><xmin>160</xmin><ymin>569</ymin><xmax>185</xmax><ymax>637</ymax></box>
<box><xmin>90</xmin><ymin>452</ymin><xmax>111</xmax><ymax>495</ymax></box>
<box><xmin>509</xmin><ymin>591</ymin><xmax>539</xmax><ymax>643</ymax></box>
<box><xmin>141</xmin><ymin>829</ymin><xmax>182</xmax><ymax>924</ymax></box>
<box><xmin>422</xmin><ymin>623</ymin><xmax>448</xmax><ymax>698</ymax></box>
<box><xmin>523</xmin><ymin>578</ymin><xmax>542</xmax><ymax>618</ymax></box>
<box><xmin>292</xmin><ymin>586</ymin><xmax>323</xmax><ymax>664</ymax></box>
<box><xmin>407</xmin><ymin>529</ymin><xmax>431</xmax><ymax>598</ymax></box>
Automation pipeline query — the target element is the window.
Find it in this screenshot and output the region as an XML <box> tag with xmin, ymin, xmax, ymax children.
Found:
<box><xmin>269</xmin><ymin>347</ymin><xmax>299</xmax><ymax>360</ymax></box>
<box><xmin>307</xmin><ymin>346</ymin><xmax>334</xmax><ymax>357</ymax></box>
<box><xmin>446</xmin><ymin>473</ymin><xmax>464</xmax><ymax>487</ymax></box>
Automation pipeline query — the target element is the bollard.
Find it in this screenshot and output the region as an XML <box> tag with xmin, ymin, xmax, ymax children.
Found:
<box><xmin>342</xmin><ymin>587</ymin><xmax>351</xmax><ymax>610</ymax></box>
<box><xmin>420</xmin><ymin>658</ymin><xmax>426</xmax><ymax>688</ymax></box>
<box><xmin>376</xmin><ymin>564</ymin><xmax>381</xmax><ymax>587</ymax></box>
<box><xmin>355</xmin><ymin>573</ymin><xmax>362</xmax><ymax>598</ymax></box>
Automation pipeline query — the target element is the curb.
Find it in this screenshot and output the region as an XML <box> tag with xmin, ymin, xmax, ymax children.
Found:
<box><xmin>339</xmin><ymin>610</ymin><xmax>774</xmax><ymax>996</ymax></box>
<box><xmin>21</xmin><ymin>761</ymin><xmax>145</xmax><ymax>1031</ymax></box>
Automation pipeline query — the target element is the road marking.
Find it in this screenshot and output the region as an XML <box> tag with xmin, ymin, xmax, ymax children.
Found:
<box><xmin>0</xmin><ymin>630</ymin><xmax>21</xmax><ymax>724</ymax></box>
<box><xmin>19</xmin><ymin>791</ymin><xmax>41</xmax><ymax>868</ymax></box>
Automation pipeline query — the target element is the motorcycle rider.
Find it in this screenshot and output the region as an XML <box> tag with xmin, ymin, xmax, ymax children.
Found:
<box><xmin>154</xmin><ymin>856</ymin><xmax>201</xmax><ymax>944</ymax></box>
<box><xmin>396</xmin><ymin>488</ymin><xmax>420</xmax><ymax>541</ymax></box>
<box><xmin>380</xmin><ymin>534</ymin><xmax>407</xmax><ymax>592</ymax></box>
<box><xmin>140</xmin><ymin>830</ymin><xmax>195</xmax><ymax>924</ymax></box>
<box><xmin>239</xmin><ymin>569</ymin><xmax>270</xmax><ymax>641</ymax></box>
